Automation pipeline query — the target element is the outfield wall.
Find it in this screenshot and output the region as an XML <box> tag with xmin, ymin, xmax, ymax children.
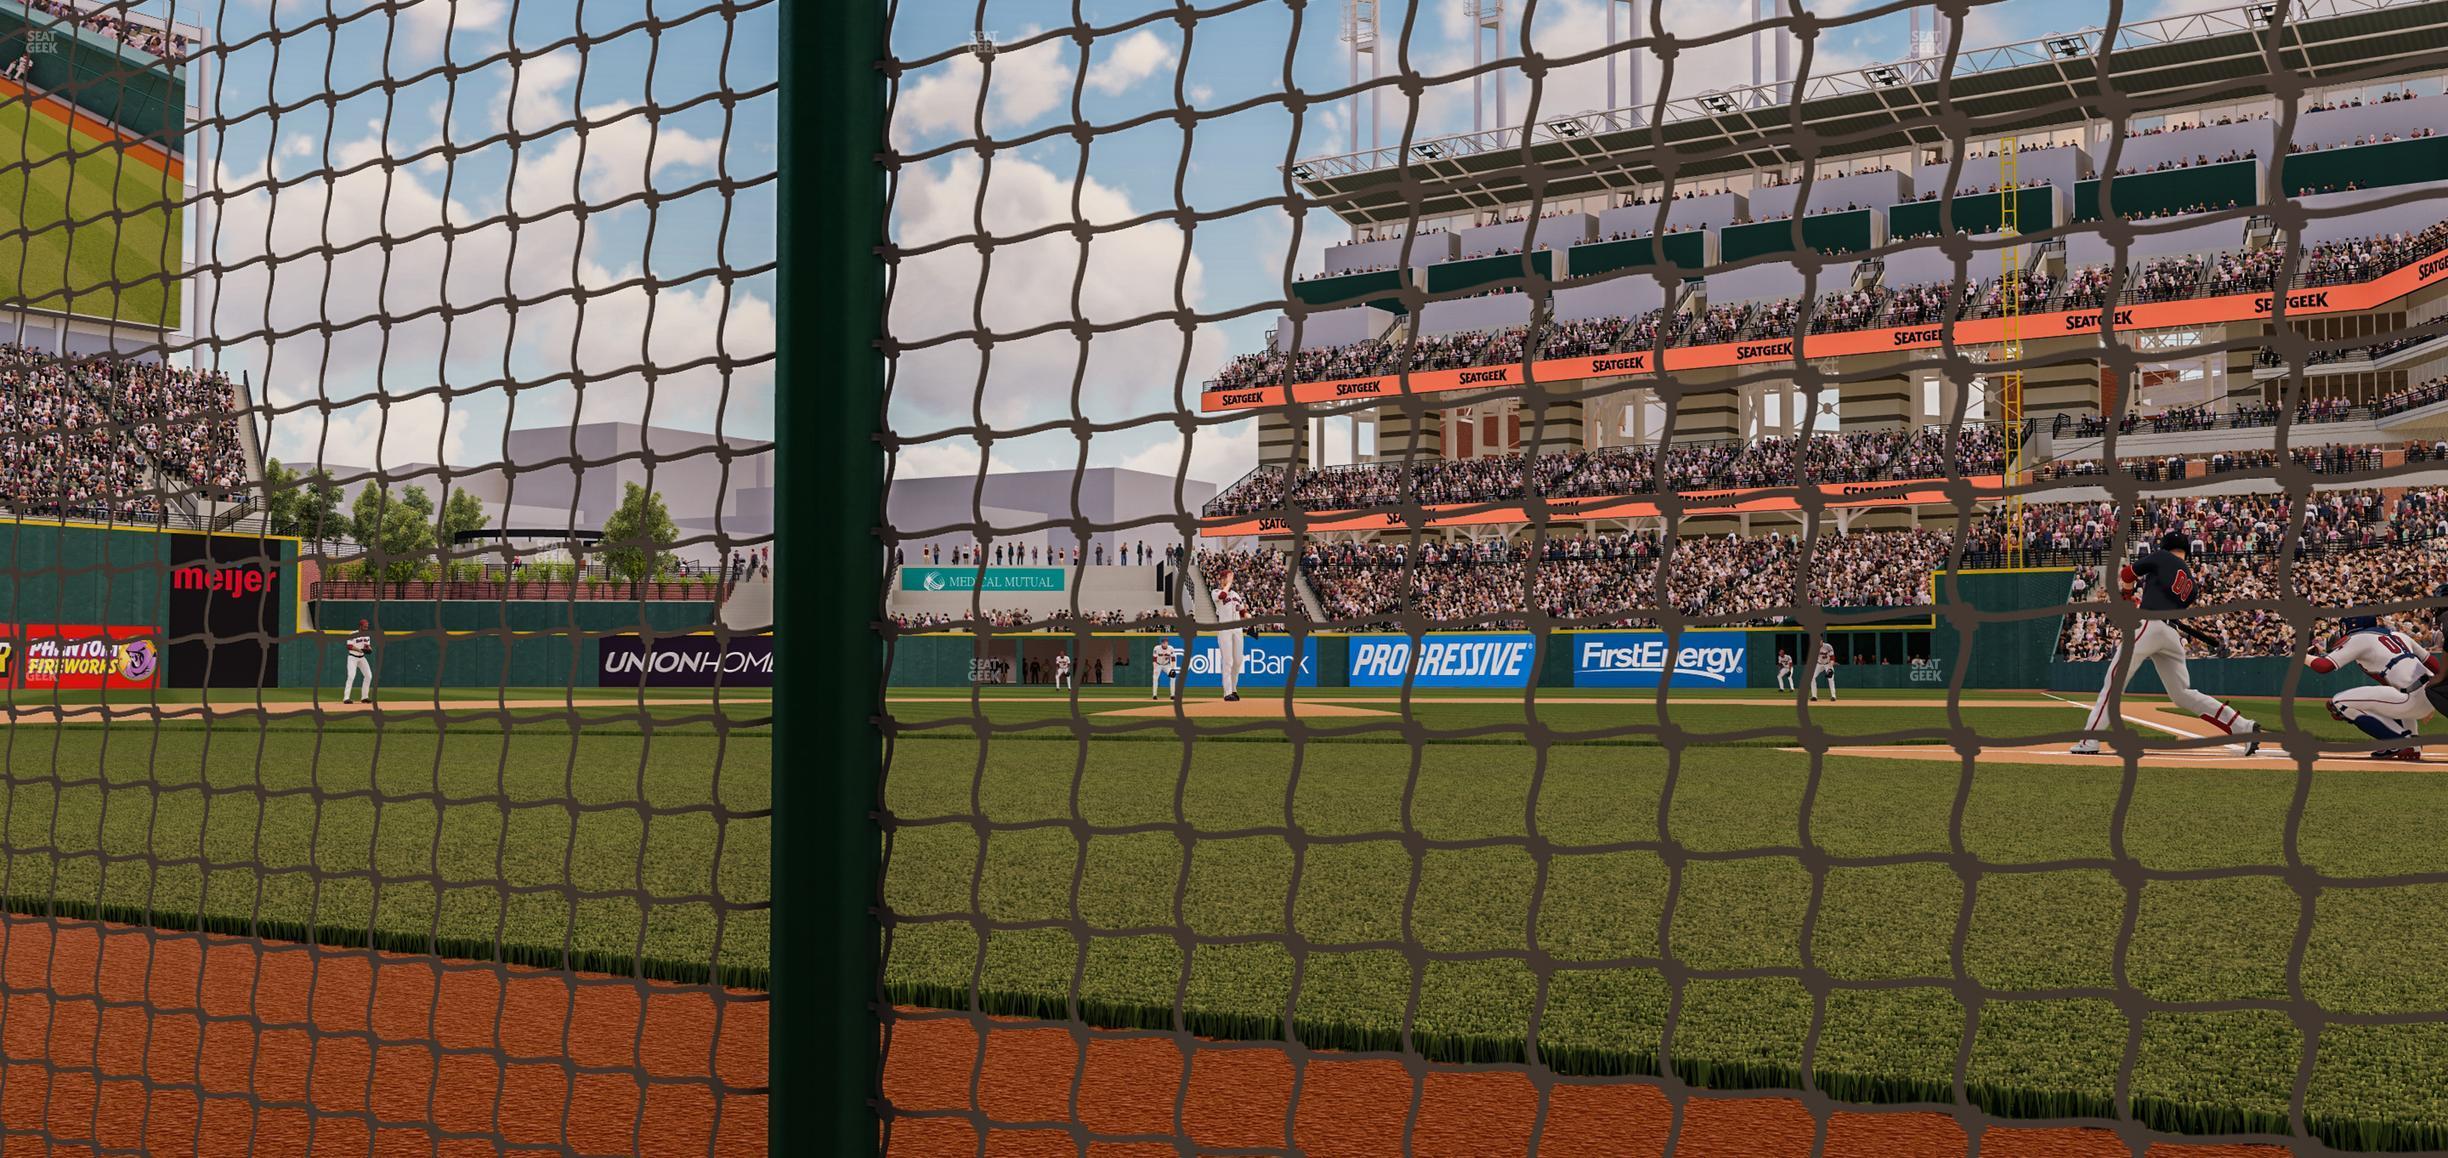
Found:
<box><xmin>292</xmin><ymin>599</ymin><xmax>723</xmax><ymax>690</ymax></box>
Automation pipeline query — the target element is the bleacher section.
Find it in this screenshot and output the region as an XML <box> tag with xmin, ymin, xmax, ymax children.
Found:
<box><xmin>0</xmin><ymin>345</ymin><xmax>255</xmax><ymax>523</ymax></box>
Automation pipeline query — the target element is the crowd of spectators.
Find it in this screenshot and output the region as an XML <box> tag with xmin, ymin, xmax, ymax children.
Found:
<box><xmin>25</xmin><ymin>0</ymin><xmax>193</xmax><ymax>62</ymax></box>
<box><xmin>1211</xmin><ymin>217</ymin><xmax>2448</xmax><ymax>396</ymax></box>
<box><xmin>0</xmin><ymin>345</ymin><xmax>249</xmax><ymax>520</ymax></box>
<box><xmin>1198</xmin><ymin>548</ymin><xmax>1291</xmax><ymax>618</ymax></box>
<box><xmin>2040</xmin><ymin>443</ymin><xmax>2392</xmax><ymax>483</ymax></box>
<box><xmin>1975</xmin><ymin>491</ymin><xmax>2403</xmax><ymax>563</ymax></box>
<box><xmin>1299</xmin><ymin>527</ymin><xmax>1956</xmax><ymax>629</ymax></box>
<box><xmin>2053</xmin><ymin>396</ymin><xmax>2364</xmax><ymax>438</ymax></box>
<box><xmin>2378</xmin><ymin>375</ymin><xmax>2448</xmax><ymax>416</ymax></box>
<box><xmin>2057</xmin><ymin>543</ymin><xmax>2438</xmax><ymax>660</ymax></box>
<box><xmin>1205</xmin><ymin>424</ymin><xmax>2009</xmax><ymax>518</ymax></box>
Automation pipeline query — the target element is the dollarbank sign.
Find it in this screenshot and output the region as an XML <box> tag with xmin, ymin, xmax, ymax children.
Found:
<box><xmin>0</xmin><ymin>626</ymin><xmax>161</xmax><ymax>689</ymax></box>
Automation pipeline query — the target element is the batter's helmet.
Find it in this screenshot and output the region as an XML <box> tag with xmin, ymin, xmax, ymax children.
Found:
<box><xmin>2342</xmin><ymin>615</ymin><xmax>2381</xmax><ymax>633</ymax></box>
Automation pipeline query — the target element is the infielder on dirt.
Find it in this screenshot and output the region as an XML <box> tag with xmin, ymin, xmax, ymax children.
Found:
<box><xmin>2306</xmin><ymin>614</ymin><xmax>2439</xmax><ymax>760</ymax></box>
<box><xmin>2072</xmin><ymin>532</ymin><xmax>2260</xmax><ymax>755</ymax></box>
<box><xmin>1809</xmin><ymin>640</ymin><xmax>1837</xmax><ymax>702</ymax></box>
<box><xmin>1150</xmin><ymin>640</ymin><xmax>1181</xmax><ymax>699</ymax></box>
<box><xmin>1776</xmin><ymin>648</ymin><xmax>1796</xmax><ymax>691</ymax></box>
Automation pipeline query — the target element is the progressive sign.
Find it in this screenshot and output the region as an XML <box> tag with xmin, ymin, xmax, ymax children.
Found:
<box><xmin>1347</xmin><ymin>633</ymin><xmax>1538</xmax><ymax>688</ymax></box>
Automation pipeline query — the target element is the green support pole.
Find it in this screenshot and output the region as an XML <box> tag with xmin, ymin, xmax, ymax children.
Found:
<box><xmin>778</xmin><ymin>0</ymin><xmax>886</xmax><ymax>1150</ymax></box>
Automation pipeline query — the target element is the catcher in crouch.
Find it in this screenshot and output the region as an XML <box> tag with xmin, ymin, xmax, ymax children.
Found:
<box><xmin>2072</xmin><ymin>532</ymin><xmax>2262</xmax><ymax>756</ymax></box>
<box><xmin>2306</xmin><ymin>614</ymin><xmax>2439</xmax><ymax>761</ymax></box>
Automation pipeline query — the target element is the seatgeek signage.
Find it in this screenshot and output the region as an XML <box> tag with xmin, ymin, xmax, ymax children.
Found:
<box><xmin>1572</xmin><ymin>631</ymin><xmax>1750</xmax><ymax>688</ymax></box>
<box><xmin>1177</xmin><ymin>634</ymin><xmax>1318</xmax><ymax>688</ymax></box>
<box><xmin>1199</xmin><ymin>241</ymin><xmax>2448</xmax><ymax>414</ymax></box>
<box><xmin>1347</xmin><ymin>633</ymin><xmax>1538</xmax><ymax>688</ymax></box>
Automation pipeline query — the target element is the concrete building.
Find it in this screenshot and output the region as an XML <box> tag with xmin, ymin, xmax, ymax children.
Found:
<box><xmin>887</xmin><ymin>467</ymin><xmax>1217</xmax><ymax>565</ymax></box>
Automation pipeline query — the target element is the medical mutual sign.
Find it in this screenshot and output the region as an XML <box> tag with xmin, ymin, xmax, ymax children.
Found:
<box><xmin>1347</xmin><ymin>633</ymin><xmax>1538</xmax><ymax>688</ymax></box>
<box><xmin>1572</xmin><ymin>631</ymin><xmax>1749</xmax><ymax>688</ymax></box>
<box><xmin>900</xmin><ymin>567</ymin><xmax>1065</xmax><ymax>593</ymax></box>
<box><xmin>1178</xmin><ymin>634</ymin><xmax>1318</xmax><ymax>688</ymax></box>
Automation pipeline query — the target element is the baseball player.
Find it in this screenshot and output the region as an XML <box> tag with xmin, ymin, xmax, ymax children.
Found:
<box><xmin>342</xmin><ymin>619</ymin><xmax>375</xmax><ymax>704</ymax></box>
<box><xmin>1150</xmin><ymin>640</ymin><xmax>1181</xmax><ymax>699</ymax></box>
<box><xmin>1809</xmin><ymin>640</ymin><xmax>1837</xmax><ymax>702</ymax></box>
<box><xmin>2071</xmin><ymin>532</ymin><xmax>2261</xmax><ymax>755</ymax></box>
<box><xmin>1776</xmin><ymin>648</ymin><xmax>1796</xmax><ymax>692</ymax></box>
<box><xmin>2306</xmin><ymin>614</ymin><xmax>2439</xmax><ymax>760</ymax></box>
<box><xmin>1054</xmin><ymin>652</ymin><xmax>1072</xmax><ymax>689</ymax></box>
<box><xmin>1211</xmin><ymin>570</ymin><xmax>1246</xmax><ymax>702</ymax></box>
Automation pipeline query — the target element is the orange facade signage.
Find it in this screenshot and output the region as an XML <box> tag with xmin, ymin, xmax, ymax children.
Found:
<box><xmin>1199</xmin><ymin>246</ymin><xmax>2448</xmax><ymax>413</ymax></box>
<box><xmin>1200</xmin><ymin>475</ymin><xmax>2006</xmax><ymax>538</ymax></box>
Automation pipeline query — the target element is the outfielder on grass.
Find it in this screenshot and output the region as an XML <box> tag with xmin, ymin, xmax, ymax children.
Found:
<box><xmin>343</xmin><ymin>619</ymin><xmax>375</xmax><ymax>704</ymax></box>
<box><xmin>2306</xmin><ymin>614</ymin><xmax>2438</xmax><ymax>761</ymax></box>
<box><xmin>2073</xmin><ymin>531</ymin><xmax>2261</xmax><ymax>756</ymax></box>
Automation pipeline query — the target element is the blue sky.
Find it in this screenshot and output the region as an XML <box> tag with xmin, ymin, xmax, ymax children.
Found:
<box><xmin>127</xmin><ymin>0</ymin><xmax>780</xmax><ymax>479</ymax></box>
<box><xmin>94</xmin><ymin>0</ymin><xmax>2236</xmax><ymax>484</ymax></box>
<box><xmin>883</xmin><ymin>0</ymin><xmax>2233</xmax><ymax>485</ymax></box>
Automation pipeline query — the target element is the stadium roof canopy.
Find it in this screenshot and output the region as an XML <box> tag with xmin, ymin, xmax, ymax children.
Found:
<box><xmin>1294</xmin><ymin>0</ymin><xmax>2448</xmax><ymax>228</ymax></box>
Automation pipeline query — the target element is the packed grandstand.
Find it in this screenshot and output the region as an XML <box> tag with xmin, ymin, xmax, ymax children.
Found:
<box><xmin>0</xmin><ymin>345</ymin><xmax>253</xmax><ymax>522</ymax></box>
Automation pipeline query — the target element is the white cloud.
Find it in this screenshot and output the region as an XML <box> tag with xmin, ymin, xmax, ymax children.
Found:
<box><xmin>1085</xmin><ymin>30</ymin><xmax>1176</xmax><ymax>96</ymax></box>
<box><xmin>1116</xmin><ymin>419</ymin><xmax>1257</xmax><ymax>487</ymax></box>
<box><xmin>886</xmin><ymin>153</ymin><xmax>1228</xmax><ymax>438</ymax></box>
<box><xmin>387</xmin><ymin>0</ymin><xmax>508</xmax><ymax>57</ymax></box>
<box><xmin>891</xmin><ymin>30</ymin><xmax>1073</xmax><ymax>147</ymax></box>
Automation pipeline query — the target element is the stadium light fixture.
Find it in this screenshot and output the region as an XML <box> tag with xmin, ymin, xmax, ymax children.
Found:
<box><xmin>1698</xmin><ymin>92</ymin><xmax>1738</xmax><ymax>114</ymax></box>
<box><xmin>1866</xmin><ymin>66</ymin><xmax>1904</xmax><ymax>87</ymax></box>
<box><xmin>2046</xmin><ymin>37</ymin><xmax>2086</xmax><ymax>57</ymax></box>
<box><xmin>1289</xmin><ymin>164</ymin><xmax>1315</xmax><ymax>181</ymax></box>
<box><xmin>2246</xmin><ymin>3</ymin><xmax>2278</xmax><ymax>25</ymax></box>
<box><xmin>1412</xmin><ymin>143</ymin><xmax>1446</xmax><ymax>161</ymax></box>
<box><xmin>1548</xmin><ymin>118</ymin><xmax>1586</xmax><ymax>138</ymax></box>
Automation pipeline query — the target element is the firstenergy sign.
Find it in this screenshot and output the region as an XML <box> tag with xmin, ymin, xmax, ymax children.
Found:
<box><xmin>1574</xmin><ymin>631</ymin><xmax>1750</xmax><ymax>689</ymax></box>
<box><xmin>1200</xmin><ymin>243</ymin><xmax>2448</xmax><ymax>412</ymax></box>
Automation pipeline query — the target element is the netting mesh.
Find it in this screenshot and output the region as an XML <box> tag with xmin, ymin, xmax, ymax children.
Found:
<box><xmin>0</xmin><ymin>0</ymin><xmax>778</xmax><ymax>1151</ymax></box>
<box><xmin>876</xmin><ymin>0</ymin><xmax>2448</xmax><ymax>1153</ymax></box>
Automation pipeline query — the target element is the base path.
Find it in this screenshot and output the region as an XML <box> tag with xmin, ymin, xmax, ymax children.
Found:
<box><xmin>1819</xmin><ymin>702</ymin><xmax>2439</xmax><ymax>772</ymax></box>
<box><xmin>1098</xmin><ymin>700</ymin><xmax>1397</xmax><ymax>718</ymax></box>
<box><xmin>884</xmin><ymin>1010</ymin><xmax>2282</xmax><ymax>1157</ymax></box>
<box><xmin>0</xmin><ymin>914</ymin><xmax>764</xmax><ymax>1155</ymax></box>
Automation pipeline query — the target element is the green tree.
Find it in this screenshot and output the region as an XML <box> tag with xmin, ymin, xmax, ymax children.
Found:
<box><xmin>441</xmin><ymin>487</ymin><xmax>489</xmax><ymax>541</ymax></box>
<box><xmin>598</xmin><ymin>482</ymin><xmax>679</xmax><ymax>585</ymax></box>
<box><xmin>348</xmin><ymin>483</ymin><xmax>440</xmax><ymax>582</ymax></box>
<box><xmin>264</xmin><ymin>459</ymin><xmax>345</xmax><ymax>540</ymax></box>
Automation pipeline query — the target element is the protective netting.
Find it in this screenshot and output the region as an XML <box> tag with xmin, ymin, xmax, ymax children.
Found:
<box><xmin>879</xmin><ymin>0</ymin><xmax>2448</xmax><ymax>1154</ymax></box>
<box><xmin>0</xmin><ymin>0</ymin><xmax>777</xmax><ymax>1151</ymax></box>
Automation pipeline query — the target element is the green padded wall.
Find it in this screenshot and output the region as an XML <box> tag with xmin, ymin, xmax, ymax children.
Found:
<box><xmin>1569</xmin><ymin>232</ymin><xmax>1707</xmax><ymax>278</ymax></box>
<box><xmin>1424</xmin><ymin>249</ymin><xmax>1555</xmax><ymax>296</ymax></box>
<box><xmin>2074</xmin><ymin>161</ymin><xmax>2257</xmax><ymax>223</ymax></box>
<box><xmin>1930</xmin><ymin>568</ymin><xmax>2075</xmax><ymax>690</ymax></box>
<box><xmin>1887</xmin><ymin>188</ymin><xmax>2057</xmax><ymax>240</ymax></box>
<box><xmin>2281</xmin><ymin>136</ymin><xmax>2448</xmax><ymax>198</ymax></box>
<box><xmin>0</xmin><ymin>520</ymin><xmax>170</xmax><ymax>629</ymax></box>
<box><xmin>1290</xmin><ymin>267</ymin><xmax>1408</xmax><ymax>313</ymax></box>
<box><xmin>287</xmin><ymin>599</ymin><xmax>720</xmax><ymax>689</ymax></box>
<box><xmin>1719</xmin><ymin>210</ymin><xmax>1874</xmax><ymax>265</ymax></box>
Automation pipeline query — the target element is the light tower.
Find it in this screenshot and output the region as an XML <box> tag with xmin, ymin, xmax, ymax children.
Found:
<box><xmin>2000</xmin><ymin>137</ymin><xmax>2026</xmax><ymax>568</ymax></box>
<box><xmin>1470</xmin><ymin>1</ymin><xmax>1506</xmax><ymax>132</ymax></box>
<box><xmin>1343</xmin><ymin>0</ymin><xmax>1380</xmax><ymax>154</ymax></box>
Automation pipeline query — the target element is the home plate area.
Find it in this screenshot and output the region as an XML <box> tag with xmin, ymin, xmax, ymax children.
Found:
<box><xmin>1820</xmin><ymin>701</ymin><xmax>2442</xmax><ymax>772</ymax></box>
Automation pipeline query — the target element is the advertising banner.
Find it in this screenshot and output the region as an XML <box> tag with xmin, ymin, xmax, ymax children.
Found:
<box><xmin>1178</xmin><ymin>633</ymin><xmax>1318</xmax><ymax>689</ymax></box>
<box><xmin>1347</xmin><ymin>633</ymin><xmax>1538</xmax><ymax>688</ymax></box>
<box><xmin>1571</xmin><ymin>631</ymin><xmax>1750</xmax><ymax>689</ymax></box>
<box><xmin>0</xmin><ymin>625</ymin><xmax>161</xmax><ymax>690</ymax></box>
<box><xmin>900</xmin><ymin>566</ymin><xmax>1065</xmax><ymax>593</ymax></box>
<box><xmin>1199</xmin><ymin>243</ymin><xmax>2448</xmax><ymax>414</ymax></box>
<box><xmin>599</xmin><ymin>634</ymin><xmax>775</xmax><ymax>687</ymax></box>
<box><xmin>167</xmin><ymin>533</ymin><xmax>283</xmax><ymax>689</ymax></box>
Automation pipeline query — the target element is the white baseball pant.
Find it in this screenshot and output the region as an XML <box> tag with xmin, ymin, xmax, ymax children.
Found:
<box><xmin>1216</xmin><ymin>630</ymin><xmax>1244</xmax><ymax>697</ymax></box>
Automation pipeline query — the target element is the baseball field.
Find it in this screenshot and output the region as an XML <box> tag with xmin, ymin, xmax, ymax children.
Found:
<box><xmin>0</xmin><ymin>90</ymin><xmax>181</xmax><ymax>329</ymax></box>
<box><xmin>883</xmin><ymin>686</ymin><xmax>2448</xmax><ymax>1149</ymax></box>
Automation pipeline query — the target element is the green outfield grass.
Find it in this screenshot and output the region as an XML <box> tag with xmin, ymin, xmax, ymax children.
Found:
<box><xmin>0</xmin><ymin>97</ymin><xmax>180</xmax><ymax>327</ymax></box>
<box><xmin>883</xmin><ymin>723</ymin><xmax>2448</xmax><ymax>1147</ymax></box>
<box><xmin>888</xmin><ymin>689</ymin><xmax>2383</xmax><ymax>749</ymax></box>
<box><xmin>0</xmin><ymin>711</ymin><xmax>769</xmax><ymax>986</ymax></box>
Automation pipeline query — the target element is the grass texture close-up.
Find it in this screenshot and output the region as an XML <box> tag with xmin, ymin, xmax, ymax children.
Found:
<box><xmin>0</xmin><ymin>713</ymin><xmax>771</xmax><ymax>986</ymax></box>
<box><xmin>0</xmin><ymin>95</ymin><xmax>180</xmax><ymax>329</ymax></box>
<box><xmin>883</xmin><ymin>729</ymin><xmax>2448</xmax><ymax>1149</ymax></box>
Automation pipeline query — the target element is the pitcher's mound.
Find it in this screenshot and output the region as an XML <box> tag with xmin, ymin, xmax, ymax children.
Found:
<box><xmin>1101</xmin><ymin>699</ymin><xmax>1397</xmax><ymax>718</ymax></box>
